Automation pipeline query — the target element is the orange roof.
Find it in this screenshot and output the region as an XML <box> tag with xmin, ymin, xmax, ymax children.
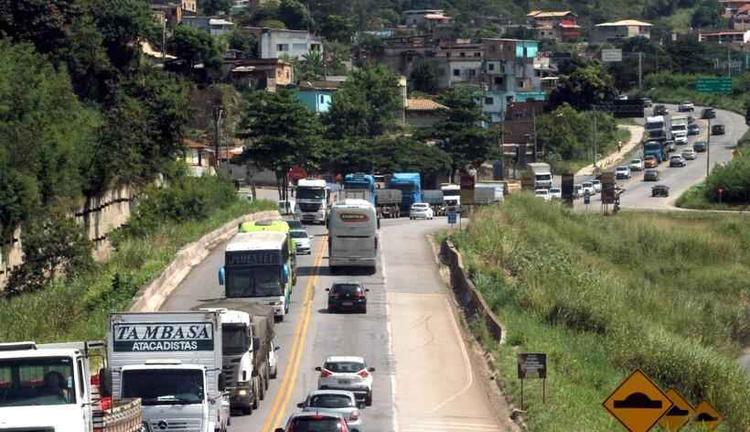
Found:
<box><xmin>406</xmin><ymin>98</ymin><xmax>448</xmax><ymax>111</ymax></box>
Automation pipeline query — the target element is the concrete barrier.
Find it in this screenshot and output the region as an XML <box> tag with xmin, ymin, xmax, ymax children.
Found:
<box><xmin>129</xmin><ymin>210</ymin><xmax>280</xmax><ymax>312</ymax></box>
<box><xmin>440</xmin><ymin>239</ymin><xmax>503</xmax><ymax>342</ymax></box>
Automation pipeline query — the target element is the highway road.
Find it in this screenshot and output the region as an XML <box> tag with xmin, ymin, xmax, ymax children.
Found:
<box><xmin>575</xmin><ymin>105</ymin><xmax>748</xmax><ymax>210</ymax></box>
<box><xmin>162</xmin><ymin>215</ymin><xmax>515</xmax><ymax>432</ymax></box>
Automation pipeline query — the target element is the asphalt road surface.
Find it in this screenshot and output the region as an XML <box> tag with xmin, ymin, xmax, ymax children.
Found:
<box><xmin>161</xmin><ymin>215</ymin><xmax>514</xmax><ymax>432</ymax></box>
<box><xmin>575</xmin><ymin>105</ymin><xmax>748</xmax><ymax>210</ymax></box>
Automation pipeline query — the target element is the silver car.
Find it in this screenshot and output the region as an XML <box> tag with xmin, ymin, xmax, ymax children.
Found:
<box><xmin>298</xmin><ymin>390</ymin><xmax>363</xmax><ymax>431</ymax></box>
<box><xmin>290</xmin><ymin>229</ymin><xmax>312</xmax><ymax>254</ymax></box>
<box><xmin>316</xmin><ymin>356</ymin><xmax>375</xmax><ymax>406</ymax></box>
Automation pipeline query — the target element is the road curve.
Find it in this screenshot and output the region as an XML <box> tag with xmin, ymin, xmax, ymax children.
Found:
<box><xmin>161</xmin><ymin>211</ymin><xmax>514</xmax><ymax>431</ymax></box>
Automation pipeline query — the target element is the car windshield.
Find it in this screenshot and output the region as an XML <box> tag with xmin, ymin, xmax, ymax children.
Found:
<box><xmin>223</xmin><ymin>324</ymin><xmax>248</xmax><ymax>355</ymax></box>
<box><xmin>0</xmin><ymin>357</ymin><xmax>76</xmax><ymax>407</ymax></box>
<box><xmin>411</xmin><ymin>204</ymin><xmax>428</xmax><ymax>209</ymax></box>
<box><xmin>226</xmin><ymin>266</ymin><xmax>283</xmax><ymax>297</ymax></box>
<box><xmin>122</xmin><ymin>369</ymin><xmax>204</xmax><ymax>406</ymax></box>
<box><xmin>332</xmin><ymin>284</ymin><xmax>362</xmax><ymax>295</ymax></box>
<box><xmin>289</xmin><ymin>417</ymin><xmax>343</xmax><ymax>431</ymax></box>
<box><xmin>631</xmin><ymin>160</ymin><xmax>641</xmax><ymax>164</ymax></box>
<box><xmin>583</xmin><ymin>182</ymin><xmax>592</xmax><ymax>187</ymax></box>
<box><xmin>308</xmin><ymin>394</ymin><xmax>355</xmax><ymax>408</ymax></box>
<box><xmin>617</xmin><ymin>167</ymin><xmax>627</xmax><ymax>171</ymax></box>
<box><xmin>324</xmin><ymin>361</ymin><xmax>365</xmax><ymax>373</ymax></box>
<box><xmin>550</xmin><ymin>188</ymin><xmax>560</xmax><ymax>193</ymax></box>
<box><xmin>290</xmin><ymin>230</ymin><xmax>308</xmax><ymax>239</ymax></box>
<box><xmin>535</xmin><ymin>190</ymin><xmax>548</xmax><ymax>195</ymax></box>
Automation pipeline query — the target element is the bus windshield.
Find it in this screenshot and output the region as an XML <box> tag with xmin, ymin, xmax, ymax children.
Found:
<box><xmin>297</xmin><ymin>188</ymin><xmax>326</xmax><ymax>200</ymax></box>
<box><xmin>226</xmin><ymin>267</ymin><xmax>283</xmax><ymax>297</ymax></box>
<box><xmin>0</xmin><ymin>357</ymin><xmax>76</xmax><ymax>407</ymax></box>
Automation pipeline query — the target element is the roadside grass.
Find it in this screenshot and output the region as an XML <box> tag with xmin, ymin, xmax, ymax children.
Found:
<box><xmin>676</xmin><ymin>183</ymin><xmax>750</xmax><ymax>211</ymax></box>
<box><xmin>0</xmin><ymin>198</ymin><xmax>275</xmax><ymax>343</ymax></box>
<box><xmin>549</xmin><ymin>128</ymin><xmax>632</xmax><ymax>175</ymax></box>
<box><xmin>450</xmin><ymin>195</ymin><xmax>750</xmax><ymax>431</ymax></box>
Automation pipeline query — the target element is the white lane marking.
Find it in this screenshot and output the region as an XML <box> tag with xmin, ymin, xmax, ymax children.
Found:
<box><xmin>381</xmin><ymin>242</ymin><xmax>399</xmax><ymax>432</ymax></box>
<box><xmin>429</xmin><ymin>298</ymin><xmax>475</xmax><ymax>413</ymax></box>
<box><xmin>402</xmin><ymin>420</ymin><xmax>504</xmax><ymax>432</ymax></box>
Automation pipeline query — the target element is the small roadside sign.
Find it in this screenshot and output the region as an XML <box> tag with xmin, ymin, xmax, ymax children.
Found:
<box><xmin>659</xmin><ymin>388</ymin><xmax>695</xmax><ymax>432</ymax></box>
<box><xmin>602</xmin><ymin>48</ymin><xmax>623</xmax><ymax>62</ymax></box>
<box><xmin>517</xmin><ymin>353</ymin><xmax>547</xmax><ymax>379</ymax></box>
<box><xmin>693</xmin><ymin>400</ymin><xmax>723</xmax><ymax>431</ymax></box>
<box><xmin>601</xmin><ymin>172</ymin><xmax>616</xmax><ymax>205</ymax></box>
<box><xmin>561</xmin><ymin>173</ymin><xmax>574</xmax><ymax>203</ymax></box>
<box><xmin>602</xmin><ymin>369</ymin><xmax>673</xmax><ymax>432</ymax></box>
<box><xmin>447</xmin><ymin>211</ymin><xmax>457</xmax><ymax>225</ymax></box>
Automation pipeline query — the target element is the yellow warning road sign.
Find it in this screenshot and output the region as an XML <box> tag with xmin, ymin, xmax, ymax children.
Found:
<box><xmin>659</xmin><ymin>388</ymin><xmax>695</xmax><ymax>432</ymax></box>
<box><xmin>603</xmin><ymin>369</ymin><xmax>673</xmax><ymax>432</ymax></box>
<box><xmin>693</xmin><ymin>400</ymin><xmax>723</xmax><ymax>431</ymax></box>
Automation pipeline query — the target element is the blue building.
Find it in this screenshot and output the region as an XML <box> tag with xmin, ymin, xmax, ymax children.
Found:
<box><xmin>295</xmin><ymin>81</ymin><xmax>340</xmax><ymax>114</ymax></box>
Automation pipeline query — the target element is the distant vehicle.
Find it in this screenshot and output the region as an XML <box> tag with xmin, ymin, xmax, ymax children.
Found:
<box><xmin>474</xmin><ymin>182</ymin><xmax>505</xmax><ymax>204</ymax></box>
<box><xmin>592</xmin><ymin>179</ymin><xmax>602</xmax><ymax>193</ymax></box>
<box><xmin>327</xmin><ymin>282</ymin><xmax>368</xmax><ymax>314</ymax></box>
<box><xmin>278</xmin><ymin>199</ymin><xmax>296</xmax><ymax>215</ymax></box>
<box><xmin>387</xmin><ymin>173</ymin><xmax>422</xmax><ymax>211</ymax></box>
<box><xmin>629</xmin><ymin>158</ymin><xmax>644</xmax><ymax>171</ymax></box>
<box><xmin>644</xmin><ymin>155</ymin><xmax>659</xmax><ymax>168</ymax></box>
<box><xmin>666</xmin><ymin>139</ymin><xmax>679</xmax><ymax>150</ymax></box>
<box><xmin>375</xmin><ymin>189</ymin><xmax>402</xmax><ymax>219</ymax></box>
<box><xmin>678</xmin><ymin>101</ymin><xmax>694</xmax><ymax>112</ymax></box>
<box><xmin>441</xmin><ymin>183</ymin><xmax>461</xmax><ymax>208</ymax></box>
<box><xmin>534</xmin><ymin>188</ymin><xmax>551</xmax><ymax>201</ymax></box>
<box><xmin>421</xmin><ymin>190</ymin><xmax>444</xmax><ymax>215</ymax></box>
<box><xmin>286</xmin><ymin>219</ymin><xmax>303</xmax><ymax>230</ymax></box>
<box><xmin>581</xmin><ymin>181</ymin><xmax>595</xmax><ymax>195</ymax></box>
<box><xmin>615</xmin><ymin>166</ymin><xmax>631</xmax><ymax>179</ymax></box>
<box><xmin>275</xmin><ymin>412</ymin><xmax>351</xmax><ymax>432</ymax></box>
<box><xmin>644</xmin><ymin>169</ymin><xmax>660</xmax><ymax>181</ymax></box>
<box><xmin>669</xmin><ymin>155</ymin><xmax>686</xmax><ymax>167</ymax></box>
<box><xmin>653</xmin><ymin>104</ymin><xmax>668</xmax><ymax>115</ymax></box>
<box><xmin>328</xmin><ymin>199</ymin><xmax>378</xmax><ymax>274</ymax></box>
<box><xmin>316</xmin><ymin>356</ymin><xmax>375</xmax><ymax>406</ymax></box>
<box><xmin>297</xmin><ymin>390</ymin><xmax>363</xmax><ymax>431</ymax></box>
<box><xmin>409</xmin><ymin>202</ymin><xmax>434</xmax><ymax>220</ymax></box>
<box><xmin>652</xmin><ymin>184</ymin><xmax>670</xmax><ymax>197</ymax></box>
<box><xmin>573</xmin><ymin>184</ymin><xmax>583</xmax><ymax>198</ymax></box>
<box><xmin>549</xmin><ymin>187</ymin><xmax>562</xmax><ymax>199</ymax></box>
<box><xmin>711</xmin><ymin>124</ymin><xmax>726</xmax><ymax>135</ymax></box>
<box><xmin>641</xmin><ymin>97</ymin><xmax>653</xmax><ymax>107</ymax></box>
<box><xmin>688</xmin><ymin>123</ymin><xmax>700</xmax><ymax>136</ymax></box>
<box><xmin>527</xmin><ymin>162</ymin><xmax>553</xmax><ymax>189</ymax></box>
<box><xmin>682</xmin><ymin>148</ymin><xmax>697</xmax><ymax>160</ymax></box>
<box><xmin>290</xmin><ymin>229</ymin><xmax>312</xmax><ymax>255</ymax></box>
<box><xmin>617</xmin><ymin>94</ymin><xmax>629</xmax><ymax>100</ymax></box>
<box><xmin>688</xmin><ymin>115</ymin><xmax>696</xmax><ymax>124</ymax></box>
<box><xmin>701</xmin><ymin>107</ymin><xmax>716</xmax><ymax>119</ymax></box>
<box><xmin>693</xmin><ymin>141</ymin><xmax>708</xmax><ymax>152</ymax></box>
<box><xmin>343</xmin><ymin>173</ymin><xmax>377</xmax><ymax>206</ymax></box>
<box><xmin>296</xmin><ymin>178</ymin><xmax>330</xmax><ymax>224</ymax></box>
<box><xmin>643</xmin><ymin>141</ymin><xmax>667</xmax><ymax>163</ymax></box>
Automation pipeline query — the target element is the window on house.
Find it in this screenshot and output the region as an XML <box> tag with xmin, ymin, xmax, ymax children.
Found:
<box><xmin>468</xmin><ymin>69</ymin><xmax>476</xmax><ymax>77</ymax></box>
<box><xmin>494</xmin><ymin>76</ymin><xmax>504</xmax><ymax>85</ymax></box>
<box><xmin>320</xmin><ymin>95</ymin><xmax>325</xmax><ymax>103</ymax></box>
<box><xmin>277</xmin><ymin>44</ymin><xmax>289</xmax><ymax>52</ymax></box>
<box><xmin>506</xmin><ymin>95</ymin><xmax>514</xmax><ymax>103</ymax></box>
<box><xmin>488</xmin><ymin>63</ymin><xmax>495</xmax><ymax>71</ymax></box>
<box><xmin>474</xmin><ymin>52</ymin><xmax>481</xmax><ymax>57</ymax></box>
<box><xmin>453</xmin><ymin>69</ymin><xmax>460</xmax><ymax>77</ymax></box>
<box><xmin>311</xmin><ymin>43</ymin><xmax>321</xmax><ymax>51</ymax></box>
<box><xmin>485</xmin><ymin>97</ymin><xmax>494</xmax><ymax>105</ymax></box>
<box><xmin>286</xmin><ymin>70</ymin><xmax>290</xmax><ymax>79</ymax></box>
<box><xmin>518</xmin><ymin>79</ymin><xmax>525</xmax><ymax>88</ymax></box>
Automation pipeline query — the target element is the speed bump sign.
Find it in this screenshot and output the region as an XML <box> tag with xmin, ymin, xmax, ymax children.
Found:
<box><xmin>603</xmin><ymin>369</ymin><xmax>672</xmax><ymax>432</ymax></box>
<box><xmin>693</xmin><ymin>400</ymin><xmax>723</xmax><ymax>431</ymax></box>
<box><xmin>658</xmin><ymin>388</ymin><xmax>695</xmax><ymax>432</ymax></box>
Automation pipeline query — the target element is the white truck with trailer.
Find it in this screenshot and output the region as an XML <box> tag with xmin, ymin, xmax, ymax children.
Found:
<box><xmin>440</xmin><ymin>184</ymin><xmax>461</xmax><ymax>208</ymax></box>
<box><xmin>526</xmin><ymin>163</ymin><xmax>553</xmax><ymax>189</ymax></box>
<box><xmin>107</xmin><ymin>311</ymin><xmax>230</xmax><ymax>432</ymax></box>
<box><xmin>295</xmin><ymin>179</ymin><xmax>329</xmax><ymax>224</ymax></box>
<box><xmin>0</xmin><ymin>340</ymin><xmax>143</xmax><ymax>432</ymax></box>
<box><xmin>195</xmin><ymin>300</ymin><xmax>279</xmax><ymax>416</ymax></box>
<box><xmin>474</xmin><ymin>182</ymin><xmax>505</xmax><ymax>204</ymax></box>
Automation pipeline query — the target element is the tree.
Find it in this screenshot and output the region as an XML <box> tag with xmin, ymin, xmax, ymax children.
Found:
<box><xmin>298</xmin><ymin>50</ymin><xmax>325</xmax><ymax>81</ymax></box>
<box><xmin>228</xmin><ymin>29</ymin><xmax>257</xmax><ymax>58</ymax></box>
<box><xmin>537</xmin><ymin>103</ymin><xmax>619</xmax><ymax>161</ymax></box>
<box><xmin>238</xmin><ymin>89</ymin><xmax>325</xmax><ymax>199</ymax></box>
<box><xmin>318</xmin><ymin>15</ymin><xmax>354</xmax><ymax>43</ymax></box>
<box><xmin>692</xmin><ymin>0</ymin><xmax>723</xmax><ymax>28</ymax></box>
<box><xmin>433</xmin><ymin>88</ymin><xmax>496</xmax><ymax>181</ymax></box>
<box><xmin>323</xmin><ymin>64</ymin><xmax>402</xmax><ymax>139</ymax></box>
<box><xmin>167</xmin><ymin>25</ymin><xmax>223</xmax><ymax>80</ymax></box>
<box><xmin>279</xmin><ymin>0</ymin><xmax>310</xmax><ymax>29</ymax></box>
<box><xmin>199</xmin><ymin>0</ymin><xmax>233</xmax><ymax>15</ymax></box>
<box><xmin>90</xmin><ymin>0</ymin><xmax>155</xmax><ymax>72</ymax></box>
<box><xmin>549</xmin><ymin>63</ymin><xmax>617</xmax><ymax>110</ymax></box>
<box><xmin>410</xmin><ymin>61</ymin><xmax>439</xmax><ymax>94</ymax></box>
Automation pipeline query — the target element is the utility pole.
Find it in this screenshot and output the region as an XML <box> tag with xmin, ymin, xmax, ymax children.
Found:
<box><xmin>707</xmin><ymin>117</ymin><xmax>712</xmax><ymax>177</ymax></box>
<box><xmin>532</xmin><ymin>109</ymin><xmax>538</xmax><ymax>161</ymax></box>
<box><xmin>638</xmin><ymin>52</ymin><xmax>643</xmax><ymax>92</ymax></box>
<box><xmin>162</xmin><ymin>18</ymin><xmax>167</xmax><ymax>63</ymax></box>
<box><xmin>214</xmin><ymin>107</ymin><xmax>224</xmax><ymax>171</ymax></box>
<box><xmin>728</xmin><ymin>45</ymin><xmax>732</xmax><ymax>78</ymax></box>
<box><xmin>593</xmin><ymin>110</ymin><xmax>598</xmax><ymax>167</ymax></box>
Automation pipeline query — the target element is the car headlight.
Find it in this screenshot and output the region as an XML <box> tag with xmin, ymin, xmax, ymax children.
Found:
<box><xmin>238</xmin><ymin>389</ymin><xmax>248</xmax><ymax>396</ymax></box>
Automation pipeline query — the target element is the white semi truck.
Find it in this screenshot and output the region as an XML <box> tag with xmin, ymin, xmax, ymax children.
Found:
<box><xmin>440</xmin><ymin>184</ymin><xmax>461</xmax><ymax>207</ymax></box>
<box><xmin>295</xmin><ymin>179</ymin><xmax>329</xmax><ymax>224</ymax></box>
<box><xmin>0</xmin><ymin>340</ymin><xmax>143</xmax><ymax>432</ymax></box>
<box><xmin>107</xmin><ymin>311</ymin><xmax>230</xmax><ymax>432</ymax></box>
<box><xmin>526</xmin><ymin>163</ymin><xmax>553</xmax><ymax>189</ymax></box>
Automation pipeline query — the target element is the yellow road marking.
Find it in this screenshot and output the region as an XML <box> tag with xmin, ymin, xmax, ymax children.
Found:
<box><xmin>261</xmin><ymin>237</ymin><xmax>326</xmax><ymax>432</ymax></box>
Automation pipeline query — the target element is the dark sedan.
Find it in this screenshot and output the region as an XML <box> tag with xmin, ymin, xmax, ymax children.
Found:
<box><xmin>693</xmin><ymin>141</ymin><xmax>708</xmax><ymax>152</ymax></box>
<box><xmin>327</xmin><ymin>282</ymin><xmax>369</xmax><ymax>313</ymax></box>
<box><xmin>644</xmin><ymin>169</ymin><xmax>660</xmax><ymax>181</ymax></box>
<box><xmin>711</xmin><ymin>124</ymin><xmax>726</xmax><ymax>135</ymax></box>
<box><xmin>688</xmin><ymin>123</ymin><xmax>700</xmax><ymax>136</ymax></box>
<box><xmin>652</xmin><ymin>185</ymin><xmax>670</xmax><ymax>197</ymax></box>
<box><xmin>702</xmin><ymin>107</ymin><xmax>716</xmax><ymax>119</ymax></box>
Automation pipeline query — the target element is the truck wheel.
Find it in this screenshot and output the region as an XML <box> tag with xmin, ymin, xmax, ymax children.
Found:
<box><xmin>252</xmin><ymin>379</ymin><xmax>260</xmax><ymax>409</ymax></box>
<box><xmin>241</xmin><ymin>404</ymin><xmax>253</xmax><ymax>416</ymax></box>
<box><xmin>270</xmin><ymin>365</ymin><xmax>278</xmax><ymax>379</ymax></box>
<box><xmin>365</xmin><ymin>390</ymin><xmax>373</xmax><ymax>406</ymax></box>
<box><xmin>259</xmin><ymin>377</ymin><xmax>265</xmax><ymax>401</ymax></box>
<box><xmin>264</xmin><ymin>367</ymin><xmax>270</xmax><ymax>390</ymax></box>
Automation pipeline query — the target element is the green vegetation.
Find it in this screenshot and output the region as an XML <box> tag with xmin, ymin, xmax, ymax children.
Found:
<box><xmin>646</xmin><ymin>72</ymin><xmax>750</xmax><ymax>114</ymax></box>
<box><xmin>0</xmin><ymin>177</ymin><xmax>275</xmax><ymax>343</ymax></box>
<box><xmin>450</xmin><ymin>196</ymin><xmax>750</xmax><ymax>431</ymax></box>
<box><xmin>678</xmin><ymin>147</ymin><xmax>750</xmax><ymax>209</ymax></box>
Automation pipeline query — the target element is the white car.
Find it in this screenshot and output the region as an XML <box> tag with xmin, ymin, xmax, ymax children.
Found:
<box><xmin>549</xmin><ymin>187</ymin><xmax>562</xmax><ymax>199</ymax></box>
<box><xmin>269</xmin><ymin>341</ymin><xmax>280</xmax><ymax>378</ymax></box>
<box><xmin>678</xmin><ymin>101</ymin><xmax>695</xmax><ymax>112</ymax></box>
<box><xmin>592</xmin><ymin>179</ymin><xmax>602</xmax><ymax>193</ymax></box>
<box><xmin>409</xmin><ymin>202</ymin><xmax>434</xmax><ymax>220</ymax></box>
<box><xmin>290</xmin><ymin>229</ymin><xmax>312</xmax><ymax>254</ymax></box>
<box><xmin>534</xmin><ymin>189</ymin><xmax>551</xmax><ymax>201</ymax></box>
<box><xmin>674</xmin><ymin>134</ymin><xmax>688</xmax><ymax>145</ymax></box>
<box><xmin>316</xmin><ymin>356</ymin><xmax>375</xmax><ymax>406</ymax></box>
<box><xmin>629</xmin><ymin>158</ymin><xmax>644</xmax><ymax>171</ymax></box>
<box><xmin>682</xmin><ymin>148</ymin><xmax>697</xmax><ymax>160</ymax></box>
<box><xmin>581</xmin><ymin>181</ymin><xmax>595</xmax><ymax>196</ymax></box>
<box><xmin>615</xmin><ymin>166</ymin><xmax>631</xmax><ymax>179</ymax></box>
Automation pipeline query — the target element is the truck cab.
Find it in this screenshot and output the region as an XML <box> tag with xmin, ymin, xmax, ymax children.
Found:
<box><xmin>295</xmin><ymin>179</ymin><xmax>329</xmax><ymax>224</ymax></box>
<box><xmin>387</xmin><ymin>173</ymin><xmax>422</xmax><ymax>211</ymax></box>
<box><xmin>440</xmin><ymin>184</ymin><xmax>461</xmax><ymax>207</ymax></box>
<box><xmin>212</xmin><ymin>308</ymin><xmax>259</xmax><ymax>415</ymax></box>
<box><xmin>343</xmin><ymin>173</ymin><xmax>376</xmax><ymax>206</ymax></box>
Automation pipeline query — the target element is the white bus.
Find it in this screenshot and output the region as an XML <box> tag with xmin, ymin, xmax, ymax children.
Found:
<box><xmin>328</xmin><ymin>199</ymin><xmax>379</xmax><ymax>274</ymax></box>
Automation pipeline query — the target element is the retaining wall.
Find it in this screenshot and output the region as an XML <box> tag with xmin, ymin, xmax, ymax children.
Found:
<box><xmin>440</xmin><ymin>239</ymin><xmax>503</xmax><ymax>342</ymax></box>
<box><xmin>129</xmin><ymin>210</ymin><xmax>280</xmax><ymax>312</ymax></box>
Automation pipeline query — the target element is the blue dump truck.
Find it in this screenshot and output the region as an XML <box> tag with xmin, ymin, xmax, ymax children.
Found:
<box><xmin>643</xmin><ymin>140</ymin><xmax>667</xmax><ymax>163</ymax></box>
<box><xmin>343</xmin><ymin>173</ymin><xmax>377</xmax><ymax>206</ymax></box>
<box><xmin>387</xmin><ymin>173</ymin><xmax>422</xmax><ymax>211</ymax></box>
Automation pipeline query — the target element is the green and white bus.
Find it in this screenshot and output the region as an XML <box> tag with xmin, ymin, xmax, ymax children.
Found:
<box><xmin>219</xmin><ymin>231</ymin><xmax>293</xmax><ymax>320</ymax></box>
